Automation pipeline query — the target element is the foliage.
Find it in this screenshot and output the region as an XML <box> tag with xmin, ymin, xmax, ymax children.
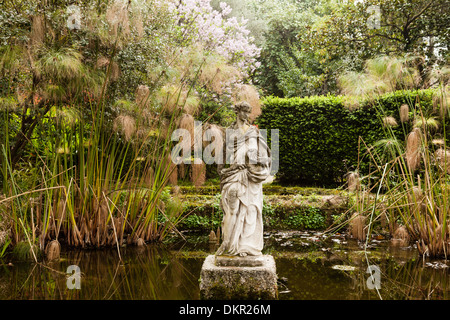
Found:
<box><xmin>11</xmin><ymin>241</ymin><xmax>41</xmax><ymax>261</ymax></box>
<box><xmin>285</xmin><ymin>207</ymin><xmax>326</xmax><ymax>230</ymax></box>
<box><xmin>257</xmin><ymin>89</ymin><xmax>444</xmax><ymax>186</ymax></box>
<box><xmin>180</xmin><ymin>213</ymin><xmax>222</xmax><ymax>231</ymax></box>
<box><xmin>303</xmin><ymin>0</ymin><xmax>450</xmax><ymax>91</ymax></box>
<box><xmin>263</xmin><ymin>198</ymin><xmax>275</xmax><ymax>217</ymax></box>
<box><xmin>0</xmin><ymin>0</ymin><xmax>261</xmax><ymax>173</ymax></box>
<box><xmin>161</xmin><ymin>0</ymin><xmax>263</xmax><ymax>130</ymax></box>
<box><xmin>235</xmin><ymin>0</ymin><xmax>334</xmax><ymax>97</ymax></box>
<box><xmin>0</xmin><ymin>0</ymin><xmax>176</xmax><ymax>168</ymax></box>
<box><xmin>339</xmin><ymin>55</ymin><xmax>450</xmax><ymax>98</ymax></box>
<box><xmin>0</xmin><ymin>0</ymin><xmax>264</xmax><ymax>251</ymax></box>
<box><xmin>170</xmin><ymin>0</ymin><xmax>260</xmax><ymax>76</ymax></box>
<box><xmin>195</xmin><ymin>0</ymin><xmax>450</xmax><ymax>98</ymax></box>
<box><xmin>1</xmin><ymin>92</ymin><xmax>182</xmax><ymax>250</ymax></box>
<box><xmin>177</xmin><ymin>193</ymin><xmax>277</xmax><ymax>231</ymax></box>
<box><xmin>348</xmin><ymin>85</ymin><xmax>450</xmax><ymax>258</ymax></box>
<box><xmin>0</xmin><ymin>0</ymin><xmax>188</xmax><ymax>250</ymax></box>
<box><xmin>0</xmin><ymin>238</ymin><xmax>10</xmax><ymax>259</ymax></box>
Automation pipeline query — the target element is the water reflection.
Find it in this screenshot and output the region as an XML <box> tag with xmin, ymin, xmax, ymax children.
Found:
<box><xmin>1</xmin><ymin>232</ymin><xmax>450</xmax><ymax>300</ymax></box>
<box><xmin>0</xmin><ymin>245</ymin><xmax>203</xmax><ymax>300</ymax></box>
<box><xmin>272</xmin><ymin>231</ymin><xmax>450</xmax><ymax>300</ymax></box>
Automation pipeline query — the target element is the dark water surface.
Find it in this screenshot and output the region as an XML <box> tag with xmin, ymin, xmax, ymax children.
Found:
<box><xmin>1</xmin><ymin>231</ymin><xmax>450</xmax><ymax>300</ymax></box>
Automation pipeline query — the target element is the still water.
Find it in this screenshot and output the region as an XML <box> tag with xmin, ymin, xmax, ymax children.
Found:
<box><xmin>1</xmin><ymin>231</ymin><xmax>450</xmax><ymax>300</ymax></box>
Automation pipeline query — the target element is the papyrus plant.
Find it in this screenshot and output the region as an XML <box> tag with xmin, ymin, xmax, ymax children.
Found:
<box><xmin>353</xmin><ymin>86</ymin><xmax>449</xmax><ymax>258</ymax></box>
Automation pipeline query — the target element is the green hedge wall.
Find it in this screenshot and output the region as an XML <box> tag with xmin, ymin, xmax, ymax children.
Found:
<box><xmin>256</xmin><ymin>89</ymin><xmax>441</xmax><ymax>186</ymax></box>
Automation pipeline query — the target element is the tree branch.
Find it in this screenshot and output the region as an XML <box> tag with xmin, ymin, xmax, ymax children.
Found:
<box><xmin>405</xmin><ymin>0</ymin><xmax>436</xmax><ymax>29</ymax></box>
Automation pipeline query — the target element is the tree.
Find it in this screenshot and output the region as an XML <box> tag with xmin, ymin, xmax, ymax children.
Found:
<box><xmin>169</xmin><ymin>0</ymin><xmax>260</xmax><ymax>76</ymax></box>
<box><xmin>214</xmin><ymin>0</ymin><xmax>340</xmax><ymax>97</ymax></box>
<box><xmin>0</xmin><ymin>0</ymin><xmax>262</xmax><ymax>169</ymax></box>
<box><xmin>304</xmin><ymin>0</ymin><xmax>450</xmax><ymax>90</ymax></box>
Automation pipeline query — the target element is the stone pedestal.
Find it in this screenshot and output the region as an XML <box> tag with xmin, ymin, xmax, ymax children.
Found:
<box><xmin>199</xmin><ymin>255</ymin><xmax>278</xmax><ymax>300</ymax></box>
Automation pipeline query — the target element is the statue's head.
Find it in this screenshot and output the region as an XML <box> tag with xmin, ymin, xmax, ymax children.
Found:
<box><xmin>234</xmin><ymin>101</ymin><xmax>252</xmax><ymax>123</ymax></box>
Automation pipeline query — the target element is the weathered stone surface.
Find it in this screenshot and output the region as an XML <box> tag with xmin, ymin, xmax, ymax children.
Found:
<box><xmin>215</xmin><ymin>255</ymin><xmax>265</xmax><ymax>267</ymax></box>
<box><xmin>199</xmin><ymin>255</ymin><xmax>278</xmax><ymax>300</ymax></box>
<box><xmin>215</xmin><ymin>101</ymin><xmax>271</xmax><ymax>257</ymax></box>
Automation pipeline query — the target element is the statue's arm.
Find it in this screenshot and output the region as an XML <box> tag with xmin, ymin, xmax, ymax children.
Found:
<box><xmin>217</xmin><ymin>163</ymin><xmax>225</xmax><ymax>176</ymax></box>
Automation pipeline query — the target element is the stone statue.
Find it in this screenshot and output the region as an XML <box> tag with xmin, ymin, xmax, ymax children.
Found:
<box><xmin>216</xmin><ymin>101</ymin><xmax>271</xmax><ymax>257</ymax></box>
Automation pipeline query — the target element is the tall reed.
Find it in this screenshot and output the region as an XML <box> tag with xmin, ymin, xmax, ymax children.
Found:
<box><xmin>0</xmin><ymin>62</ymin><xmax>188</xmax><ymax>255</ymax></box>
<box><xmin>347</xmin><ymin>86</ymin><xmax>449</xmax><ymax>258</ymax></box>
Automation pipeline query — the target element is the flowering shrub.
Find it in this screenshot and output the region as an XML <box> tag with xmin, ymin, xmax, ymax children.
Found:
<box><xmin>169</xmin><ymin>0</ymin><xmax>260</xmax><ymax>76</ymax></box>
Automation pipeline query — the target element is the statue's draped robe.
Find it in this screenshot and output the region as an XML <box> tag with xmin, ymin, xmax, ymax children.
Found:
<box><xmin>216</xmin><ymin>125</ymin><xmax>271</xmax><ymax>256</ymax></box>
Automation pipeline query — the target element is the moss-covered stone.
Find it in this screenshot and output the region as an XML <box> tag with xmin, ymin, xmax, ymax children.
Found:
<box><xmin>199</xmin><ymin>255</ymin><xmax>278</xmax><ymax>300</ymax></box>
<box><xmin>173</xmin><ymin>185</ymin><xmax>352</xmax><ymax>232</ymax></box>
<box><xmin>176</xmin><ymin>185</ymin><xmax>345</xmax><ymax>196</ymax></box>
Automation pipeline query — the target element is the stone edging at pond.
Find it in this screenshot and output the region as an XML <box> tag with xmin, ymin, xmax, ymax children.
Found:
<box><xmin>173</xmin><ymin>185</ymin><xmax>352</xmax><ymax>232</ymax></box>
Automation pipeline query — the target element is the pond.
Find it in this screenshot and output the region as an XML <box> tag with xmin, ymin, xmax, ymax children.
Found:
<box><xmin>1</xmin><ymin>231</ymin><xmax>450</xmax><ymax>300</ymax></box>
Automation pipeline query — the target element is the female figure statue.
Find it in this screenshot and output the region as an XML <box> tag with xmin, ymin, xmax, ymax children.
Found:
<box><xmin>216</xmin><ymin>101</ymin><xmax>271</xmax><ymax>257</ymax></box>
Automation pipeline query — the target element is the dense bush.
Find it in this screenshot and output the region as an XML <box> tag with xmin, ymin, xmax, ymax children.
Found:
<box><xmin>256</xmin><ymin>89</ymin><xmax>442</xmax><ymax>186</ymax></box>
<box><xmin>285</xmin><ymin>207</ymin><xmax>326</xmax><ymax>230</ymax></box>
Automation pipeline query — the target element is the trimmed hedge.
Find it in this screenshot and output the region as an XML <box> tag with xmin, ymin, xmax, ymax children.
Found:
<box><xmin>256</xmin><ymin>89</ymin><xmax>443</xmax><ymax>186</ymax></box>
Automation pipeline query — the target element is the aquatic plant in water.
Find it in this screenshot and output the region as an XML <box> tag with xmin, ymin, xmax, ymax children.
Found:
<box><xmin>341</xmin><ymin>85</ymin><xmax>450</xmax><ymax>258</ymax></box>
